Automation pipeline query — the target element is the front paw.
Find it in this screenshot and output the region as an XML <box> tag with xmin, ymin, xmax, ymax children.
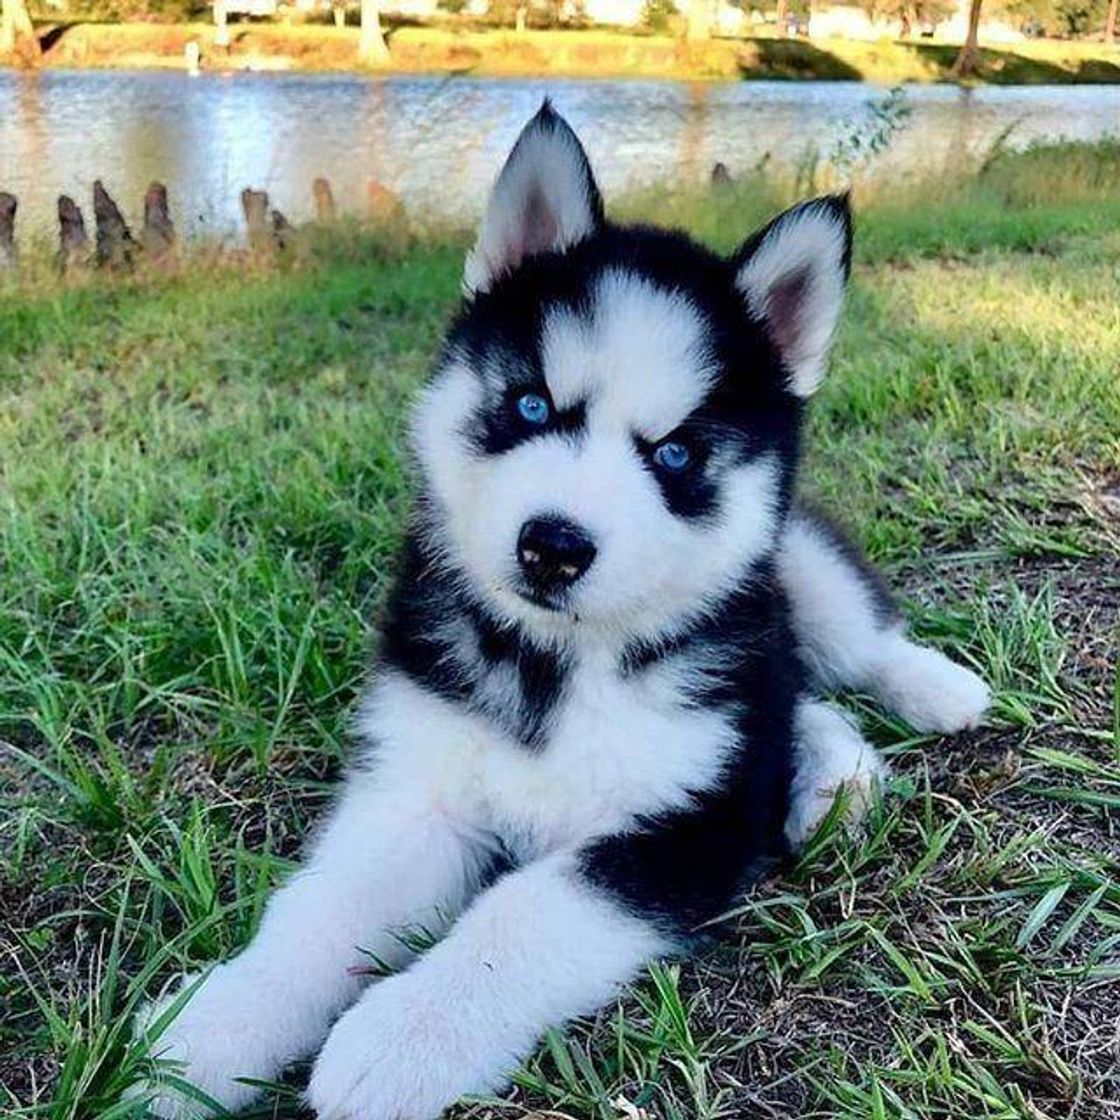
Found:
<box><xmin>130</xmin><ymin>967</ymin><xmax>277</xmax><ymax>1119</ymax></box>
<box><xmin>307</xmin><ymin>974</ymin><xmax>510</xmax><ymax>1120</ymax></box>
<box><xmin>878</xmin><ymin>644</ymin><xmax>991</xmax><ymax>733</ymax></box>
<box><xmin>788</xmin><ymin>702</ymin><xmax>886</xmax><ymax>850</ymax></box>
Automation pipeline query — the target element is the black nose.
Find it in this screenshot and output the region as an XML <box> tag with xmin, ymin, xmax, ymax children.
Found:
<box><xmin>517</xmin><ymin>516</ymin><xmax>597</xmax><ymax>590</ymax></box>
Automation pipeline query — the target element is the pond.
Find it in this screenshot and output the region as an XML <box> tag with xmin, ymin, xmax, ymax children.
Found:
<box><xmin>1</xmin><ymin>69</ymin><xmax>1118</xmax><ymax>238</ymax></box>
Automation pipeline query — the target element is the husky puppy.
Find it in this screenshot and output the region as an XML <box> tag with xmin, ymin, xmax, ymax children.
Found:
<box><xmin>139</xmin><ymin>104</ymin><xmax>989</xmax><ymax>1120</ymax></box>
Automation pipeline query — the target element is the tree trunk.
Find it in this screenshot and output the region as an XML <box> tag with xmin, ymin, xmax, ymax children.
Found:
<box><xmin>359</xmin><ymin>0</ymin><xmax>390</xmax><ymax>63</ymax></box>
<box><xmin>1105</xmin><ymin>0</ymin><xmax>1117</xmax><ymax>43</ymax></box>
<box><xmin>950</xmin><ymin>0</ymin><xmax>983</xmax><ymax>77</ymax></box>
<box><xmin>1</xmin><ymin>0</ymin><xmax>41</xmax><ymax>65</ymax></box>
<box><xmin>685</xmin><ymin>0</ymin><xmax>710</xmax><ymax>39</ymax></box>
<box><xmin>775</xmin><ymin>0</ymin><xmax>788</xmax><ymax>32</ymax></box>
<box><xmin>214</xmin><ymin>0</ymin><xmax>230</xmax><ymax>50</ymax></box>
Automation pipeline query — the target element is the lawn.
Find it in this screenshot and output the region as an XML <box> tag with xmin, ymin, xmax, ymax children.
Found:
<box><xmin>1</xmin><ymin>142</ymin><xmax>1119</xmax><ymax>1119</ymax></box>
<box><xmin>23</xmin><ymin>21</ymin><xmax>1120</xmax><ymax>83</ymax></box>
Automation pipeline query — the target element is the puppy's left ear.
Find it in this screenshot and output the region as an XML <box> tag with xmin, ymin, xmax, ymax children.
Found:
<box><xmin>733</xmin><ymin>195</ymin><xmax>852</xmax><ymax>398</ymax></box>
<box><xmin>464</xmin><ymin>101</ymin><xmax>604</xmax><ymax>296</ymax></box>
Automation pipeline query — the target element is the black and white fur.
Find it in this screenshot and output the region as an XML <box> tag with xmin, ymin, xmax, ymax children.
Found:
<box><xmin>136</xmin><ymin>104</ymin><xmax>989</xmax><ymax>1120</ymax></box>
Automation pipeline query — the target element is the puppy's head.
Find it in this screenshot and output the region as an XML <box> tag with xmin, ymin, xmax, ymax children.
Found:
<box><xmin>414</xmin><ymin>102</ymin><xmax>851</xmax><ymax>645</ymax></box>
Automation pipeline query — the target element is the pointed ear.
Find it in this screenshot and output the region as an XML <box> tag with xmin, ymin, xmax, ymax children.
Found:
<box><xmin>464</xmin><ymin>101</ymin><xmax>604</xmax><ymax>296</ymax></box>
<box><xmin>733</xmin><ymin>196</ymin><xmax>852</xmax><ymax>398</ymax></box>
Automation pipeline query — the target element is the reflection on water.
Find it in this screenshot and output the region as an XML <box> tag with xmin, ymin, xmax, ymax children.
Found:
<box><xmin>1</xmin><ymin>69</ymin><xmax>1117</xmax><ymax>237</ymax></box>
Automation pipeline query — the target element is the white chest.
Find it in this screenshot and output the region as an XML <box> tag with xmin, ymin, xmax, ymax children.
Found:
<box><xmin>361</xmin><ymin>657</ymin><xmax>736</xmax><ymax>860</ymax></box>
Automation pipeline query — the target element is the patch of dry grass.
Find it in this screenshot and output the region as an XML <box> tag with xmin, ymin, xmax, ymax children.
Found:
<box><xmin>23</xmin><ymin>20</ymin><xmax>1120</xmax><ymax>83</ymax></box>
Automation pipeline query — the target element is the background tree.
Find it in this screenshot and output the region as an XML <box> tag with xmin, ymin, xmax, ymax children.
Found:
<box><xmin>359</xmin><ymin>0</ymin><xmax>390</xmax><ymax>63</ymax></box>
<box><xmin>951</xmin><ymin>0</ymin><xmax>983</xmax><ymax>76</ymax></box>
<box><xmin>988</xmin><ymin>0</ymin><xmax>1108</xmax><ymax>36</ymax></box>
<box><xmin>855</xmin><ymin>0</ymin><xmax>955</xmax><ymax>34</ymax></box>
<box><xmin>0</xmin><ymin>0</ymin><xmax>41</xmax><ymax>65</ymax></box>
<box><xmin>1106</xmin><ymin>0</ymin><xmax>1116</xmax><ymax>40</ymax></box>
<box><xmin>641</xmin><ymin>0</ymin><xmax>678</xmax><ymax>31</ymax></box>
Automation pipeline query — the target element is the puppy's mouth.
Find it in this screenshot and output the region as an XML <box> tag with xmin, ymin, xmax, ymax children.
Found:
<box><xmin>513</xmin><ymin>583</ymin><xmax>567</xmax><ymax>613</ymax></box>
<box><xmin>496</xmin><ymin>575</ymin><xmax>576</xmax><ymax>618</ymax></box>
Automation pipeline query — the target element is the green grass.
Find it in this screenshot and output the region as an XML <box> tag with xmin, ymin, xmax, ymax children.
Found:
<box><xmin>2</xmin><ymin>141</ymin><xmax>1119</xmax><ymax>1119</ymax></box>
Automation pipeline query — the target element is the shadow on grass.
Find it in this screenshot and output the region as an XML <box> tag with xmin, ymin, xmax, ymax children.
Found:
<box><xmin>38</xmin><ymin>23</ymin><xmax>77</xmax><ymax>52</ymax></box>
<box><xmin>903</xmin><ymin>41</ymin><xmax>1120</xmax><ymax>84</ymax></box>
<box><xmin>741</xmin><ymin>39</ymin><xmax>863</xmax><ymax>80</ymax></box>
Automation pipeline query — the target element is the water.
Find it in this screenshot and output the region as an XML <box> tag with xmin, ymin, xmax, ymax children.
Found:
<box><xmin>1</xmin><ymin>69</ymin><xmax>1117</xmax><ymax>238</ymax></box>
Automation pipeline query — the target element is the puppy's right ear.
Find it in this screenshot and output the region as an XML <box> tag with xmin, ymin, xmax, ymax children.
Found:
<box><xmin>464</xmin><ymin>101</ymin><xmax>603</xmax><ymax>296</ymax></box>
<box><xmin>733</xmin><ymin>195</ymin><xmax>852</xmax><ymax>399</ymax></box>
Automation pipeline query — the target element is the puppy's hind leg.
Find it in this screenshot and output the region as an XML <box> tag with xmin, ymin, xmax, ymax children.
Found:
<box><xmin>787</xmin><ymin>698</ymin><xmax>886</xmax><ymax>850</ymax></box>
<box><xmin>779</xmin><ymin>505</ymin><xmax>990</xmax><ymax>733</ymax></box>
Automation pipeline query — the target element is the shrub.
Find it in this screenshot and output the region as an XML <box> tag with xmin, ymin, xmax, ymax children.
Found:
<box><xmin>642</xmin><ymin>0</ymin><xmax>678</xmax><ymax>32</ymax></box>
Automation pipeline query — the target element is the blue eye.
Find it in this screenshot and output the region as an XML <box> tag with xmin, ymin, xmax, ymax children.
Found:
<box><xmin>653</xmin><ymin>441</ymin><xmax>691</xmax><ymax>472</ymax></box>
<box><xmin>516</xmin><ymin>393</ymin><xmax>550</xmax><ymax>426</ymax></box>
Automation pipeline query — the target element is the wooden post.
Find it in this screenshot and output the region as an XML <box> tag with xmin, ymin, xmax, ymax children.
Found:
<box><xmin>271</xmin><ymin>209</ymin><xmax>294</xmax><ymax>251</ymax></box>
<box><xmin>313</xmin><ymin>177</ymin><xmax>336</xmax><ymax>223</ymax></box>
<box><xmin>241</xmin><ymin>187</ymin><xmax>271</xmax><ymax>250</ymax></box>
<box><xmin>57</xmin><ymin>195</ymin><xmax>90</xmax><ymax>273</ymax></box>
<box><xmin>366</xmin><ymin>179</ymin><xmax>405</xmax><ymax>228</ymax></box>
<box><xmin>0</xmin><ymin>192</ymin><xmax>16</xmax><ymax>270</ymax></box>
<box><xmin>142</xmin><ymin>181</ymin><xmax>176</xmax><ymax>260</ymax></box>
<box><xmin>93</xmin><ymin>180</ymin><xmax>136</xmax><ymax>270</ymax></box>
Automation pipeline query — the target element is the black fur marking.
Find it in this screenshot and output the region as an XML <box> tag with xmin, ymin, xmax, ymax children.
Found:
<box><xmin>473</xmin><ymin>389</ymin><xmax>587</xmax><ymax>456</ymax></box>
<box><xmin>583</xmin><ymin>566</ymin><xmax>801</xmax><ymax>939</ymax></box>
<box><xmin>733</xmin><ymin>194</ymin><xmax>853</xmax><ymax>284</ymax></box>
<box><xmin>379</xmin><ymin>526</ymin><xmax>570</xmax><ymax>750</ymax></box>
<box><xmin>632</xmin><ymin>432</ymin><xmax>719</xmax><ymax>521</ymax></box>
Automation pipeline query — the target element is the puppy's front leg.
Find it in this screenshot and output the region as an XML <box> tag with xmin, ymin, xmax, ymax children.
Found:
<box><xmin>780</xmin><ymin>506</ymin><xmax>990</xmax><ymax>732</ymax></box>
<box><xmin>138</xmin><ymin>770</ymin><xmax>486</xmax><ymax>1119</ymax></box>
<box><xmin>307</xmin><ymin>851</ymin><xmax>669</xmax><ymax>1120</ymax></box>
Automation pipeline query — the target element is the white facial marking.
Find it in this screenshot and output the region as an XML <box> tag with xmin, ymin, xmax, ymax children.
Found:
<box><xmin>541</xmin><ymin>270</ymin><xmax>717</xmax><ymax>436</ymax></box>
